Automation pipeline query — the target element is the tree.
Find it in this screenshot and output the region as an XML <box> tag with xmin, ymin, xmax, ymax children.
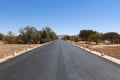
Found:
<box><xmin>41</xmin><ymin>27</ymin><xmax>58</xmax><ymax>43</ymax></box>
<box><xmin>0</xmin><ymin>33</ymin><xmax>4</xmax><ymax>40</ymax></box>
<box><xmin>50</xmin><ymin>32</ymin><xmax>58</xmax><ymax>40</ymax></box>
<box><xmin>114</xmin><ymin>37</ymin><xmax>120</xmax><ymax>44</ymax></box>
<box><xmin>71</xmin><ymin>35</ymin><xmax>80</xmax><ymax>42</ymax></box>
<box><xmin>4</xmin><ymin>31</ymin><xmax>16</xmax><ymax>44</ymax></box>
<box><xmin>33</xmin><ymin>30</ymin><xmax>41</xmax><ymax>44</ymax></box>
<box><xmin>103</xmin><ymin>32</ymin><xmax>119</xmax><ymax>44</ymax></box>
<box><xmin>1</xmin><ymin>26</ymin><xmax>57</xmax><ymax>44</ymax></box>
<box><xmin>89</xmin><ymin>33</ymin><xmax>101</xmax><ymax>44</ymax></box>
<box><xmin>19</xmin><ymin>26</ymin><xmax>37</xmax><ymax>44</ymax></box>
<box><xmin>41</xmin><ymin>29</ymin><xmax>51</xmax><ymax>43</ymax></box>
<box><xmin>62</xmin><ymin>35</ymin><xmax>71</xmax><ymax>40</ymax></box>
<box><xmin>79</xmin><ymin>30</ymin><xmax>96</xmax><ymax>44</ymax></box>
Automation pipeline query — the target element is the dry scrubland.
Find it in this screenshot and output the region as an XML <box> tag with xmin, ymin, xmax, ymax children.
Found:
<box><xmin>0</xmin><ymin>41</ymin><xmax>39</xmax><ymax>58</ymax></box>
<box><xmin>0</xmin><ymin>40</ymin><xmax>120</xmax><ymax>60</ymax></box>
<box><xmin>68</xmin><ymin>41</ymin><xmax>120</xmax><ymax>60</ymax></box>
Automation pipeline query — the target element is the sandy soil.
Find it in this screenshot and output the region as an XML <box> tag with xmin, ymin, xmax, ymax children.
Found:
<box><xmin>0</xmin><ymin>44</ymin><xmax>39</xmax><ymax>58</ymax></box>
<box><xmin>68</xmin><ymin>41</ymin><xmax>120</xmax><ymax>60</ymax></box>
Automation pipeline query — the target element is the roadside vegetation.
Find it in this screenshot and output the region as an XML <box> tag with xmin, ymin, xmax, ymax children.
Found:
<box><xmin>0</xmin><ymin>26</ymin><xmax>58</xmax><ymax>44</ymax></box>
<box><xmin>62</xmin><ymin>29</ymin><xmax>120</xmax><ymax>60</ymax></box>
<box><xmin>0</xmin><ymin>26</ymin><xmax>58</xmax><ymax>58</ymax></box>
<box><xmin>62</xmin><ymin>29</ymin><xmax>120</xmax><ymax>44</ymax></box>
<box><xmin>0</xmin><ymin>44</ymin><xmax>39</xmax><ymax>58</ymax></box>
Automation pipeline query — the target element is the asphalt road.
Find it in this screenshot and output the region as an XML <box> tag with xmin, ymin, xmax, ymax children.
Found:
<box><xmin>0</xmin><ymin>40</ymin><xmax>120</xmax><ymax>80</ymax></box>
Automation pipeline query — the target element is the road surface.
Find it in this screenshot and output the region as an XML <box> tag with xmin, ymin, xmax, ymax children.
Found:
<box><xmin>0</xmin><ymin>40</ymin><xmax>120</xmax><ymax>80</ymax></box>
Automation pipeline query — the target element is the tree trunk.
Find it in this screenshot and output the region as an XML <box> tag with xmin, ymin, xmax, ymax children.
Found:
<box><xmin>86</xmin><ymin>38</ymin><xmax>88</xmax><ymax>44</ymax></box>
<box><xmin>96</xmin><ymin>41</ymin><xmax>98</xmax><ymax>45</ymax></box>
<box><xmin>111</xmin><ymin>39</ymin><xmax>113</xmax><ymax>44</ymax></box>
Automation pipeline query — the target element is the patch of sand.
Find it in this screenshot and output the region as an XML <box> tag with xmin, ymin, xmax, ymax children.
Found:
<box><xmin>0</xmin><ymin>44</ymin><xmax>39</xmax><ymax>58</ymax></box>
<box><xmin>68</xmin><ymin>41</ymin><xmax>120</xmax><ymax>60</ymax></box>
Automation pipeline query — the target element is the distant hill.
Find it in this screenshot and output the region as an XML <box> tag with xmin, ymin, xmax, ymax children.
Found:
<box><xmin>58</xmin><ymin>35</ymin><xmax>67</xmax><ymax>39</ymax></box>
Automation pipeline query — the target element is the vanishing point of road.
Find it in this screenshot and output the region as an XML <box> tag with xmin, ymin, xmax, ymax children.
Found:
<box><xmin>0</xmin><ymin>40</ymin><xmax>120</xmax><ymax>80</ymax></box>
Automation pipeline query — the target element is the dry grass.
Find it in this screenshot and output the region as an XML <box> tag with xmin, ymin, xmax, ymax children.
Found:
<box><xmin>0</xmin><ymin>44</ymin><xmax>39</xmax><ymax>58</ymax></box>
<box><xmin>94</xmin><ymin>46</ymin><xmax>120</xmax><ymax>59</ymax></box>
<box><xmin>68</xmin><ymin>41</ymin><xmax>120</xmax><ymax>60</ymax></box>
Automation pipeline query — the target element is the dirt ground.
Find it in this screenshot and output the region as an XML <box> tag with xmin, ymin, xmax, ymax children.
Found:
<box><xmin>0</xmin><ymin>44</ymin><xmax>39</xmax><ymax>58</ymax></box>
<box><xmin>68</xmin><ymin>41</ymin><xmax>120</xmax><ymax>60</ymax></box>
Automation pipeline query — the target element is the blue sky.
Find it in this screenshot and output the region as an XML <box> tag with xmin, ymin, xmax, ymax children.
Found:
<box><xmin>0</xmin><ymin>0</ymin><xmax>120</xmax><ymax>35</ymax></box>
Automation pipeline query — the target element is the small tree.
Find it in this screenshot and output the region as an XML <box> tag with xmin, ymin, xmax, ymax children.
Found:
<box><xmin>79</xmin><ymin>30</ymin><xmax>96</xmax><ymax>44</ymax></box>
<box><xmin>71</xmin><ymin>36</ymin><xmax>80</xmax><ymax>42</ymax></box>
<box><xmin>89</xmin><ymin>33</ymin><xmax>101</xmax><ymax>44</ymax></box>
<box><xmin>40</xmin><ymin>27</ymin><xmax>58</xmax><ymax>43</ymax></box>
<box><xmin>19</xmin><ymin>26</ymin><xmax>37</xmax><ymax>44</ymax></box>
<box><xmin>103</xmin><ymin>32</ymin><xmax>119</xmax><ymax>44</ymax></box>
<box><xmin>0</xmin><ymin>33</ymin><xmax>4</xmax><ymax>40</ymax></box>
<box><xmin>4</xmin><ymin>31</ymin><xmax>16</xmax><ymax>44</ymax></box>
<box><xmin>40</xmin><ymin>29</ymin><xmax>51</xmax><ymax>43</ymax></box>
<box><xmin>33</xmin><ymin>30</ymin><xmax>41</xmax><ymax>44</ymax></box>
<box><xmin>62</xmin><ymin>35</ymin><xmax>71</xmax><ymax>40</ymax></box>
<box><xmin>50</xmin><ymin>32</ymin><xmax>58</xmax><ymax>40</ymax></box>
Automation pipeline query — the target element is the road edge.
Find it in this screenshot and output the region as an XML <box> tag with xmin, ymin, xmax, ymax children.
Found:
<box><xmin>67</xmin><ymin>41</ymin><xmax>120</xmax><ymax>65</ymax></box>
<box><xmin>0</xmin><ymin>41</ymin><xmax>52</xmax><ymax>63</ymax></box>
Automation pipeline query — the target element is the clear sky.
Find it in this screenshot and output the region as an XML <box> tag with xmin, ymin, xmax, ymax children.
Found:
<box><xmin>0</xmin><ymin>0</ymin><xmax>120</xmax><ymax>35</ymax></box>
